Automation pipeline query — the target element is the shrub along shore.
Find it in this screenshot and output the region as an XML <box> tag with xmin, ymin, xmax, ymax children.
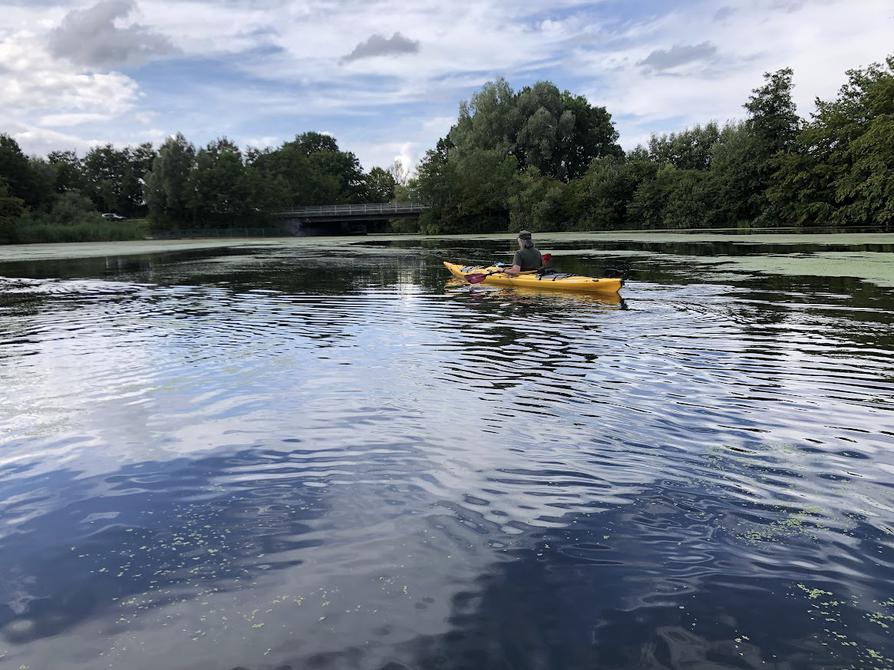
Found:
<box><xmin>1</xmin><ymin>54</ymin><xmax>891</xmax><ymax>245</ymax></box>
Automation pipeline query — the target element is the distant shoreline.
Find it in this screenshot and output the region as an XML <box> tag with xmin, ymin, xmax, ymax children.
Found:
<box><xmin>2</xmin><ymin>229</ymin><xmax>894</xmax><ymax>264</ymax></box>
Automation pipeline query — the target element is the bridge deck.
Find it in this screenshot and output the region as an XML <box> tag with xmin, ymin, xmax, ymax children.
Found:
<box><xmin>275</xmin><ymin>203</ymin><xmax>427</xmax><ymax>219</ymax></box>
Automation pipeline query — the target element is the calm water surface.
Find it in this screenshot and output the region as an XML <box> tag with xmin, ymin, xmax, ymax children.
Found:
<box><xmin>1</xmin><ymin>237</ymin><xmax>892</xmax><ymax>669</ymax></box>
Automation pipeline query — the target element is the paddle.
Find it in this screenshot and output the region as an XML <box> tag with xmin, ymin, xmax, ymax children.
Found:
<box><xmin>464</xmin><ymin>253</ymin><xmax>553</xmax><ymax>284</ymax></box>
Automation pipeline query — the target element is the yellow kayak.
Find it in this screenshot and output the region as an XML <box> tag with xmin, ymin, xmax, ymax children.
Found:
<box><xmin>443</xmin><ymin>261</ymin><xmax>623</xmax><ymax>294</ymax></box>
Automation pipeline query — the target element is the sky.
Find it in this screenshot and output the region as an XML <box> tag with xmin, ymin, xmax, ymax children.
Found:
<box><xmin>0</xmin><ymin>0</ymin><xmax>891</xmax><ymax>172</ymax></box>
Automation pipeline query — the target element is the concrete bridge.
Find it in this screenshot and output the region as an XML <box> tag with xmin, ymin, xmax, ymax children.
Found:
<box><xmin>274</xmin><ymin>202</ymin><xmax>428</xmax><ymax>235</ymax></box>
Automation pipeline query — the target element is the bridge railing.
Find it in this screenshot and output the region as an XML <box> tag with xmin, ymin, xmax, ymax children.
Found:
<box><xmin>275</xmin><ymin>202</ymin><xmax>428</xmax><ymax>218</ymax></box>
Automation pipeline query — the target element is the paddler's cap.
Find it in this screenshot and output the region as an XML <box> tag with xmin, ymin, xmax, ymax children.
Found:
<box><xmin>517</xmin><ymin>230</ymin><xmax>532</xmax><ymax>240</ymax></box>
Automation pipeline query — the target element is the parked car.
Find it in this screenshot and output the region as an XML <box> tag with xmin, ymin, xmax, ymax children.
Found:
<box><xmin>101</xmin><ymin>213</ymin><xmax>126</xmax><ymax>221</ymax></box>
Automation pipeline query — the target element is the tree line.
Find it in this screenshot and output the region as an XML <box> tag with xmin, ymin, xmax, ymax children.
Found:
<box><xmin>0</xmin><ymin>131</ymin><xmax>401</xmax><ymax>242</ymax></box>
<box><xmin>1</xmin><ymin>53</ymin><xmax>891</xmax><ymax>243</ymax></box>
<box><xmin>410</xmin><ymin>54</ymin><xmax>894</xmax><ymax>233</ymax></box>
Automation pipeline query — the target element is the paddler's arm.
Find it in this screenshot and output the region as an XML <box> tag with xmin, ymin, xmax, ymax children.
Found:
<box><xmin>503</xmin><ymin>252</ymin><xmax>524</xmax><ymax>276</ymax></box>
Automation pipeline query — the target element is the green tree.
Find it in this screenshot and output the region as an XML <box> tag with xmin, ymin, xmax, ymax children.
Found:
<box><xmin>416</xmin><ymin>79</ymin><xmax>621</xmax><ymax>232</ymax></box>
<box><xmin>629</xmin><ymin>166</ymin><xmax>714</xmax><ymax>229</ymax></box>
<box><xmin>508</xmin><ymin>166</ymin><xmax>568</xmax><ymax>232</ymax></box>
<box><xmin>559</xmin><ymin>91</ymin><xmax>623</xmax><ymax>179</ymax></box>
<box><xmin>568</xmin><ymin>152</ymin><xmax>656</xmax><ymax>230</ymax></box>
<box><xmin>0</xmin><ymin>134</ymin><xmax>49</xmax><ymax>209</ymax></box>
<box><xmin>80</xmin><ymin>143</ymin><xmax>153</xmax><ymax>216</ymax></box>
<box><xmin>25</xmin><ymin>157</ymin><xmax>57</xmax><ymax>211</ymax></box>
<box><xmin>705</xmin><ymin>68</ymin><xmax>801</xmax><ymax>227</ymax></box>
<box><xmin>769</xmin><ymin>55</ymin><xmax>894</xmax><ymax>227</ymax></box>
<box><xmin>0</xmin><ymin>179</ymin><xmax>25</xmax><ymax>241</ymax></box>
<box><xmin>417</xmin><ymin>146</ymin><xmax>517</xmax><ymax>234</ymax></box>
<box><xmin>708</xmin><ymin>122</ymin><xmax>768</xmax><ymax>225</ymax></box>
<box><xmin>745</xmin><ymin>67</ymin><xmax>800</xmax><ymax>154</ymax></box>
<box><xmin>83</xmin><ymin>144</ymin><xmax>130</xmax><ymax>213</ymax></box>
<box><xmin>22</xmin><ymin>190</ymin><xmax>104</xmax><ymax>227</ymax></box>
<box><xmin>648</xmin><ymin>123</ymin><xmax>721</xmax><ymax>170</ymax></box>
<box><xmin>450</xmin><ymin>148</ymin><xmax>518</xmax><ymax>232</ymax></box>
<box><xmin>244</xmin><ymin>147</ymin><xmax>290</xmax><ymax>217</ymax></box>
<box><xmin>47</xmin><ymin>150</ymin><xmax>86</xmax><ymax>194</ymax></box>
<box><xmin>124</xmin><ymin>143</ymin><xmax>157</xmax><ymax>216</ymax></box>
<box><xmin>514</xmin><ymin>82</ymin><xmax>565</xmax><ymax>177</ymax></box>
<box><xmin>145</xmin><ymin>134</ymin><xmax>196</xmax><ymax>227</ymax></box>
<box><xmin>292</xmin><ymin>131</ymin><xmax>340</xmax><ymax>155</ymax></box>
<box><xmin>450</xmin><ymin>78</ymin><xmax>518</xmax><ymax>154</ymax></box>
<box><xmin>450</xmin><ymin>79</ymin><xmax>621</xmax><ymax>181</ymax></box>
<box><xmin>188</xmin><ymin>138</ymin><xmax>252</xmax><ymax>227</ymax></box>
<box><xmin>411</xmin><ymin>137</ymin><xmax>453</xmax><ymax>229</ymax></box>
<box><xmin>365</xmin><ymin>167</ymin><xmax>396</xmax><ymax>203</ymax></box>
<box><xmin>249</xmin><ymin>133</ymin><xmax>367</xmax><ymax>206</ymax></box>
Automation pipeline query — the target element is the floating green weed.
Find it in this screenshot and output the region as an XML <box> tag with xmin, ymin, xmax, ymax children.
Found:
<box><xmin>793</xmin><ymin>584</ymin><xmax>894</xmax><ymax>669</ymax></box>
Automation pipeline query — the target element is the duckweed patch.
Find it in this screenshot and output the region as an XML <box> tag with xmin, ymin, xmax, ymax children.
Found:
<box><xmin>737</xmin><ymin>510</ymin><xmax>822</xmax><ymax>545</ymax></box>
<box><xmin>705</xmin><ymin>251</ymin><xmax>894</xmax><ymax>288</ymax></box>
<box><xmin>793</xmin><ymin>584</ymin><xmax>894</xmax><ymax>669</ymax></box>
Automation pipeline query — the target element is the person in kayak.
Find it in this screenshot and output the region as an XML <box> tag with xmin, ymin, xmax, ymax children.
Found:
<box><xmin>504</xmin><ymin>230</ymin><xmax>543</xmax><ymax>276</ymax></box>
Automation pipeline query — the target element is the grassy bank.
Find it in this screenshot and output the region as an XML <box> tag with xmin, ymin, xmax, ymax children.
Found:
<box><xmin>8</xmin><ymin>218</ymin><xmax>150</xmax><ymax>244</ymax></box>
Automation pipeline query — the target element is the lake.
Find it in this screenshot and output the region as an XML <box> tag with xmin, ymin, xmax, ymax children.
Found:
<box><xmin>1</xmin><ymin>232</ymin><xmax>892</xmax><ymax>669</ymax></box>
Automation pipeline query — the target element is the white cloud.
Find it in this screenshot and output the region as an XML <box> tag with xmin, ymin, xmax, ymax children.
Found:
<box><xmin>341</xmin><ymin>32</ymin><xmax>420</xmax><ymax>63</ymax></box>
<box><xmin>0</xmin><ymin>24</ymin><xmax>146</xmax><ymax>155</ymax></box>
<box><xmin>346</xmin><ymin>139</ymin><xmax>422</xmax><ymax>174</ymax></box>
<box><xmin>638</xmin><ymin>42</ymin><xmax>719</xmax><ymax>73</ymax></box>
<box><xmin>49</xmin><ymin>0</ymin><xmax>178</xmax><ymax>68</ymax></box>
<box><xmin>1</xmin><ymin>0</ymin><xmax>891</xmax><ymax>168</ymax></box>
<box><xmin>423</xmin><ymin>116</ymin><xmax>456</xmax><ymax>135</ymax></box>
<box><xmin>7</xmin><ymin>124</ymin><xmax>106</xmax><ymax>156</ymax></box>
<box><xmin>241</xmin><ymin>135</ymin><xmax>281</xmax><ymax>149</ymax></box>
<box><xmin>576</xmin><ymin>0</ymin><xmax>894</xmax><ymax>147</ymax></box>
<box><xmin>0</xmin><ymin>30</ymin><xmax>138</xmax><ymax>114</ymax></box>
<box><xmin>38</xmin><ymin>112</ymin><xmax>115</xmax><ymax>126</ymax></box>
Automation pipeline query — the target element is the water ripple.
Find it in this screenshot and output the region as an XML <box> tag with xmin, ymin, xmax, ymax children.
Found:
<box><xmin>0</xmin><ymin>248</ymin><xmax>892</xmax><ymax>669</ymax></box>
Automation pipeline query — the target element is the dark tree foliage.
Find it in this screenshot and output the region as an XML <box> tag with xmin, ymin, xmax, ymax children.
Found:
<box><xmin>708</xmin><ymin>122</ymin><xmax>768</xmax><ymax>225</ymax></box>
<box><xmin>560</xmin><ymin>92</ymin><xmax>623</xmax><ymax>179</ymax></box>
<box><xmin>416</xmin><ymin>144</ymin><xmax>518</xmax><ymax>234</ymax></box>
<box><xmin>648</xmin><ymin>123</ymin><xmax>721</xmax><ymax>171</ymax></box>
<box><xmin>416</xmin><ymin>78</ymin><xmax>621</xmax><ymax>233</ymax></box>
<box><xmin>508</xmin><ymin>167</ymin><xmax>568</xmax><ymax>232</ymax></box>
<box><xmin>628</xmin><ymin>167</ymin><xmax>715</xmax><ymax>229</ymax></box>
<box><xmin>22</xmin><ymin>191</ymin><xmax>105</xmax><ymax>227</ymax></box>
<box><xmin>0</xmin><ymin>127</ymin><xmax>403</xmax><ymax>237</ymax></box>
<box><xmin>365</xmin><ymin>167</ymin><xmax>397</xmax><ymax>203</ymax></box>
<box><xmin>745</xmin><ymin>67</ymin><xmax>801</xmax><ymax>154</ymax></box>
<box><xmin>0</xmin><ymin>135</ymin><xmax>49</xmax><ymax>209</ymax></box>
<box><xmin>769</xmin><ymin>56</ymin><xmax>894</xmax><ymax>227</ymax></box>
<box><xmin>47</xmin><ymin>150</ymin><xmax>86</xmax><ymax>194</ymax></box>
<box><xmin>144</xmin><ymin>134</ymin><xmax>197</xmax><ymax>227</ymax></box>
<box><xmin>187</xmin><ymin>138</ymin><xmax>253</xmax><ymax>227</ymax></box>
<box><xmin>567</xmin><ymin>153</ymin><xmax>656</xmax><ymax>230</ymax></box>
<box><xmin>78</xmin><ymin>143</ymin><xmax>157</xmax><ymax>217</ymax></box>
<box><xmin>448</xmin><ymin>79</ymin><xmax>621</xmax><ymax>184</ymax></box>
<box><xmin>412</xmin><ymin>59</ymin><xmax>890</xmax><ymax>233</ymax></box>
<box><xmin>2</xmin><ymin>54</ymin><xmax>893</xmax><ymax>242</ymax></box>
<box><xmin>0</xmin><ymin>179</ymin><xmax>25</xmax><ymax>242</ymax></box>
<box><xmin>83</xmin><ymin>145</ymin><xmax>129</xmax><ymax>214</ymax></box>
<box><xmin>246</xmin><ymin>132</ymin><xmax>369</xmax><ymax>208</ymax></box>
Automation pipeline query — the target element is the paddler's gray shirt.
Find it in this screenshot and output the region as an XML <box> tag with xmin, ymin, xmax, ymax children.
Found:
<box><xmin>513</xmin><ymin>247</ymin><xmax>543</xmax><ymax>271</ymax></box>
